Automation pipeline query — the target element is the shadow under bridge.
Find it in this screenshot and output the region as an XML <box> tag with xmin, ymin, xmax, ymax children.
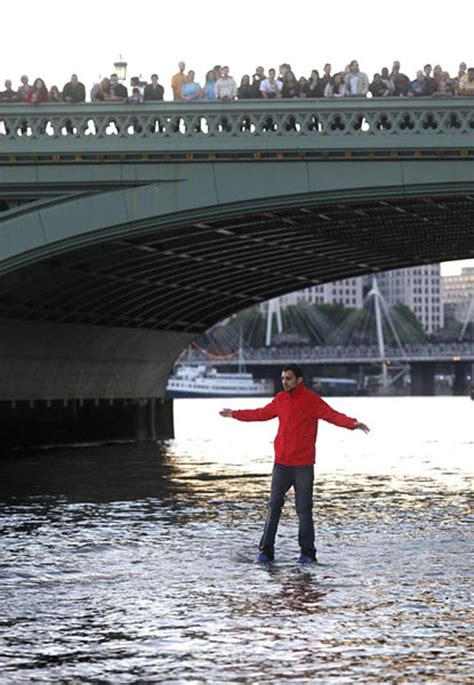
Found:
<box><xmin>1</xmin><ymin>100</ymin><xmax>474</xmax><ymax>443</ymax></box>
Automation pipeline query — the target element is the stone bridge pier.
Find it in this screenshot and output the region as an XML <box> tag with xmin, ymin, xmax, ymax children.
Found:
<box><xmin>452</xmin><ymin>361</ymin><xmax>471</xmax><ymax>395</ymax></box>
<box><xmin>0</xmin><ymin>319</ymin><xmax>182</xmax><ymax>448</ymax></box>
<box><xmin>410</xmin><ymin>362</ymin><xmax>436</xmax><ymax>396</ymax></box>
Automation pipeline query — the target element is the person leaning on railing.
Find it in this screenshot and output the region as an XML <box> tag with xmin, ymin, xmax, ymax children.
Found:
<box><xmin>62</xmin><ymin>74</ymin><xmax>86</xmax><ymax>103</ymax></box>
<box><xmin>48</xmin><ymin>85</ymin><xmax>61</xmax><ymax>103</ymax></box>
<box><xmin>0</xmin><ymin>80</ymin><xmax>19</xmax><ymax>102</ymax></box>
<box><xmin>215</xmin><ymin>66</ymin><xmax>237</xmax><ymax>101</ymax></box>
<box><xmin>280</xmin><ymin>71</ymin><xmax>299</xmax><ymax>98</ymax></box>
<box><xmin>92</xmin><ymin>78</ymin><xmax>110</xmax><ymax>101</ymax></box>
<box><xmin>250</xmin><ymin>66</ymin><xmax>266</xmax><ymax>98</ymax></box>
<box><xmin>457</xmin><ymin>67</ymin><xmax>474</xmax><ymax>95</ymax></box>
<box><xmin>236</xmin><ymin>75</ymin><xmax>253</xmax><ymax>131</ymax></box>
<box><xmin>27</xmin><ymin>78</ymin><xmax>48</xmax><ymax>104</ymax></box>
<box><xmin>344</xmin><ymin>60</ymin><xmax>369</xmax><ymax>97</ymax></box>
<box><xmin>202</xmin><ymin>70</ymin><xmax>217</xmax><ymax>100</ymax></box>
<box><xmin>454</xmin><ymin>62</ymin><xmax>467</xmax><ymax>94</ymax></box>
<box><xmin>21</xmin><ymin>78</ymin><xmax>49</xmax><ymax>134</ymax></box>
<box><xmin>390</xmin><ymin>61</ymin><xmax>410</xmax><ymax>96</ymax></box>
<box><xmin>237</xmin><ymin>75</ymin><xmax>253</xmax><ymax>100</ymax></box>
<box><xmin>110</xmin><ymin>73</ymin><xmax>128</xmax><ymax>101</ymax></box>
<box><xmin>408</xmin><ymin>70</ymin><xmax>433</xmax><ymax>97</ymax></box>
<box><xmin>258</xmin><ymin>68</ymin><xmax>282</xmax><ymax>132</ymax></box>
<box><xmin>369</xmin><ymin>73</ymin><xmax>393</xmax><ymax>97</ymax></box>
<box><xmin>180</xmin><ymin>70</ymin><xmax>202</xmax><ymax>101</ymax></box>
<box><xmin>17</xmin><ymin>75</ymin><xmax>32</xmax><ymax>102</ymax></box>
<box><xmin>171</xmin><ymin>61</ymin><xmax>186</xmax><ymax>101</ymax></box>
<box><xmin>180</xmin><ymin>71</ymin><xmax>203</xmax><ymax>132</ymax></box>
<box><xmin>324</xmin><ymin>72</ymin><xmax>347</xmax><ymax>97</ymax></box>
<box><xmin>143</xmin><ymin>74</ymin><xmax>164</xmax><ymax>101</ymax></box>
<box><xmin>260</xmin><ymin>68</ymin><xmax>282</xmax><ymax>99</ymax></box>
<box><xmin>215</xmin><ymin>67</ymin><xmax>237</xmax><ymax>133</ymax></box>
<box><xmin>304</xmin><ymin>70</ymin><xmax>325</xmax><ymax>98</ymax></box>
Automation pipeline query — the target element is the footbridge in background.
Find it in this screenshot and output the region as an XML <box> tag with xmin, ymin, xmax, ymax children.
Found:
<box><xmin>1</xmin><ymin>99</ymin><xmax>474</xmax><ymax>444</ymax></box>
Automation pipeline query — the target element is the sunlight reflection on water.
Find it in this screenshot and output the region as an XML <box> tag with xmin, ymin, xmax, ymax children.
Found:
<box><xmin>0</xmin><ymin>397</ymin><xmax>472</xmax><ymax>683</ymax></box>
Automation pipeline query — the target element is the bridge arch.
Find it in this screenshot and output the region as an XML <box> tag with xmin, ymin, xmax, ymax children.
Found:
<box><xmin>2</xmin><ymin>157</ymin><xmax>474</xmax><ymax>274</ymax></box>
<box><xmin>1</xmin><ymin>101</ymin><xmax>473</xmax><ymax>410</ymax></box>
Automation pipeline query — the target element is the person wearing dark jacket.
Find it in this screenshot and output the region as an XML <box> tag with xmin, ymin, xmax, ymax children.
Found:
<box><xmin>220</xmin><ymin>364</ymin><xmax>369</xmax><ymax>564</ymax></box>
<box><xmin>144</xmin><ymin>74</ymin><xmax>164</xmax><ymax>101</ymax></box>
<box><xmin>62</xmin><ymin>74</ymin><xmax>86</xmax><ymax>103</ymax></box>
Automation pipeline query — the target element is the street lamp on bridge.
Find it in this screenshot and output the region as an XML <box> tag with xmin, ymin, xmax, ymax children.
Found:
<box><xmin>113</xmin><ymin>55</ymin><xmax>127</xmax><ymax>81</ymax></box>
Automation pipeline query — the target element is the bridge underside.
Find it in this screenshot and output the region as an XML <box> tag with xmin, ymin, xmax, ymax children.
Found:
<box><xmin>2</xmin><ymin>192</ymin><xmax>473</xmax><ymax>333</ymax></box>
<box><xmin>2</xmin><ymin>100</ymin><xmax>474</xmax><ymax>445</ymax></box>
<box><xmin>1</xmin><ymin>191</ymin><xmax>473</xmax><ymax>402</ymax></box>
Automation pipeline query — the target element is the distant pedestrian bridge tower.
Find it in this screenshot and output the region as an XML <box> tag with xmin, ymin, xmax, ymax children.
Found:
<box><xmin>1</xmin><ymin>99</ymin><xmax>473</xmax><ymax>445</ymax></box>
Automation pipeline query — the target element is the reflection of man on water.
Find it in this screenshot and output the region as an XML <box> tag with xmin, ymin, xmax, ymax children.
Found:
<box><xmin>220</xmin><ymin>364</ymin><xmax>370</xmax><ymax>564</ymax></box>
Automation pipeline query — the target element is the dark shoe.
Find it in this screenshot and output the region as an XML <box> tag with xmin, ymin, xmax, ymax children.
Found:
<box><xmin>256</xmin><ymin>550</ymin><xmax>274</xmax><ymax>563</ymax></box>
<box><xmin>299</xmin><ymin>551</ymin><xmax>317</xmax><ymax>564</ymax></box>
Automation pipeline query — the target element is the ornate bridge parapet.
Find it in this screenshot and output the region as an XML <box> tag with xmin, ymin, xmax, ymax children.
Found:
<box><xmin>1</xmin><ymin>99</ymin><xmax>474</xmax><ymax>159</ymax></box>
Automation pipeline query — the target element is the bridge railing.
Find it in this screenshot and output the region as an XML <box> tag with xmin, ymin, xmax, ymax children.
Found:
<box><xmin>1</xmin><ymin>99</ymin><xmax>474</xmax><ymax>156</ymax></box>
<box><xmin>184</xmin><ymin>342</ymin><xmax>474</xmax><ymax>364</ymax></box>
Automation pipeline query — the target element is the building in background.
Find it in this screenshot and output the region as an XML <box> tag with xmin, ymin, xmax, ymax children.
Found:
<box><xmin>442</xmin><ymin>267</ymin><xmax>474</xmax><ymax>324</ymax></box>
<box><xmin>267</xmin><ymin>267</ymin><xmax>443</xmax><ymax>334</ymax></box>
<box><xmin>277</xmin><ymin>277</ymin><xmax>364</xmax><ymax>308</ymax></box>
<box><xmin>373</xmin><ymin>264</ymin><xmax>443</xmax><ymax>334</ymax></box>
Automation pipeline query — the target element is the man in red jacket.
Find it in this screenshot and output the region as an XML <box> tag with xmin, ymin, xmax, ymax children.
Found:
<box><xmin>220</xmin><ymin>364</ymin><xmax>369</xmax><ymax>564</ymax></box>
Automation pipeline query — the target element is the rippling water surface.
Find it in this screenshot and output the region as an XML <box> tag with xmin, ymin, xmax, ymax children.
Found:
<box><xmin>1</xmin><ymin>397</ymin><xmax>473</xmax><ymax>683</ymax></box>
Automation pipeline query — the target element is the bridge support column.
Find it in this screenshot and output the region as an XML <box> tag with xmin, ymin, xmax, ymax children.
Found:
<box><xmin>452</xmin><ymin>362</ymin><xmax>468</xmax><ymax>396</ymax></box>
<box><xmin>410</xmin><ymin>362</ymin><xmax>435</xmax><ymax>396</ymax></box>
<box><xmin>0</xmin><ymin>397</ymin><xmax>174</xmax><ymax>450</ymax></box>
<box><xmin>154</xmin><ymin>398</ymin><xmax>174</xmax><ymax>440</ymax></box>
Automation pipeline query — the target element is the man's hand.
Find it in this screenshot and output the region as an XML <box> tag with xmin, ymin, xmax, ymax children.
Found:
<box><xmin>354</xmin><ymin>422</ymin><xmax>370</xmax><ymax>434</ymax></box>
<box><xmin>219</xmin><ymin>408</ymin><xmax>233</xmax><ymax>418</ymax></box>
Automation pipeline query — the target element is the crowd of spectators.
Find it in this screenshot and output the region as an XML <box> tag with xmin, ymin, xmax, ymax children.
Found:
<box><xmin>1</xmin><ymin>60</ymin><xmax>474</xmax><ymax>105</ymax></box>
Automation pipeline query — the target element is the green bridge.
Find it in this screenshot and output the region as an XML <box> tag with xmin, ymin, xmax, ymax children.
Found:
<box><xmin>1</xmin><ymin>99</ymin><xmax>473</xmax><ymax>444</ymax></box>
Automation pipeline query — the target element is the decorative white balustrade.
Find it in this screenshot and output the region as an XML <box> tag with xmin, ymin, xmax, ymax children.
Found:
<box><xmin>0</xmin><ymin>100</ymin><xmax>474</xmax><ymax>156</ymax></box>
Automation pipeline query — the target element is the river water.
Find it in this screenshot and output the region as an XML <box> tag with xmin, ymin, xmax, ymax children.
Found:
<box><xmin>0</xmin><ymin>396</ymin><xmax>473</xmax><ymax>684</ymax></box>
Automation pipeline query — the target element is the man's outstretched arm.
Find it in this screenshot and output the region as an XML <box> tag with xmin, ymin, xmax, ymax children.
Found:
<box><xmin>219</xmin><ymin>399</ymin><xmax>278</xmax><ymax>422</ymax></box>
<box><xmin>313</xmin><ymin>396</ymin><xmax>370</xmax><ymax>433</ymax></box>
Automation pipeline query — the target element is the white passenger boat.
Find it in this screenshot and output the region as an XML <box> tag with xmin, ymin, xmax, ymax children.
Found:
<box><xmin>166</xmin><ymin>365</ymin><xmax>274</xmax><ymax>398</ymax></box>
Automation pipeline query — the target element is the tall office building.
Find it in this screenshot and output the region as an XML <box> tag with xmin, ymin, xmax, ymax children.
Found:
<box><xmin>375</xmin><ymin>264</ymin><xmax>443</xmax><ymax>333</ymax></box>
<box><xmin>264</xmin><ymin>266</ymin><xmax>443</xmax><ymax>334</ymax></box>
<box><xmin>278</xmin><ymin>277</ymin><xmax>364</xmax><ymax>308</ymax></box>
<box><xmin>442</xmin><ymin>267</ymin><xmax>474</xmax><ymax>324</ymax></box>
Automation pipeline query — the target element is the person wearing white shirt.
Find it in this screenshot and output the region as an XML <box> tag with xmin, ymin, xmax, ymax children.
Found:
<box><xmin>260</xmin><ymin>69</ymin><xmax>283</xmax><ymax>98</ymax></box>
<box><xmin>215</xmin><ymin>66</ymin><xmax>237</xmax><ymax>101</ymax></box>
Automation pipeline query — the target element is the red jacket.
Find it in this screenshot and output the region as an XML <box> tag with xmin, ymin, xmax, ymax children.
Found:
<box><xmin>231</xmin><ymin>382</ymin><xmax>357</xmax><ymax>466</ymax></box>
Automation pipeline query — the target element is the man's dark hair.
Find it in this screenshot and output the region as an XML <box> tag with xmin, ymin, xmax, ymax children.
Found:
<box><xmin>282</xmin><ymin>364</ymin><xmax>304</xmax><ymax>379</ymax></box>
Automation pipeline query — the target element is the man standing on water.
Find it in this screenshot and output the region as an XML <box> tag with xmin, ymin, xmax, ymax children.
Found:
<box><xmin>220</xmin><ymin>364</ymin><xmax>370</xmax><ymax>564</ymax></box>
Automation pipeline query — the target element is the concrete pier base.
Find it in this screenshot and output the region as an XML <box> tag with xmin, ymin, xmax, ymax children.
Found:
<box><xmin>452</xmin><ymin>362</ymin><xmax>469</xmax><ymax>396</ymax></box>
<box><xmin>0</xmin><ymin>397</ymin><xmax>174</xmax><ymax>450</ymax></box>
<box><xmin>410</xmin><ymin>362</ymin><xmax>435</xmax><ymax>396</ymax></box>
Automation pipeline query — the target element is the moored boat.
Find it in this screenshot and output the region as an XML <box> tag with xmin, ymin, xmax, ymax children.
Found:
<box><xmin>166</xmin><ymin>365</ymin><xmax>274</xmax><ymax>398</ymax></box>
